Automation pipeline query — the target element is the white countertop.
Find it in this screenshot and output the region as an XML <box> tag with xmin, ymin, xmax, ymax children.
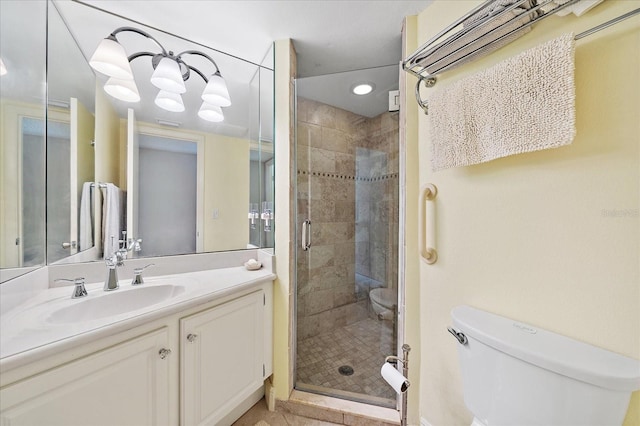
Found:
<box><xmin>0</xmin><ymin>266</ymin><xmax>275</xmax><ymax>371</ymax></box>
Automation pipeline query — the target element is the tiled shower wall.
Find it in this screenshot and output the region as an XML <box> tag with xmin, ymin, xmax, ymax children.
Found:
<box><xmin>296</xmin><ymin>97</ymin><xmax>399</xmax><ymax>341</ymax></box>
<box><xmin>355</xmin><ymin>113</ymin><xmax>400</xmax><ymax>295</ymax></box>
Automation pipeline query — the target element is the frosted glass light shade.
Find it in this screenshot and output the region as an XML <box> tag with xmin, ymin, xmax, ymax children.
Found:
<box><xmin>150</xmin><ymin>57</ymin><xmax>186</xmax><ymax>94</ymax></box>
<box><xmin>198</xmin><ymin>102</ymin><xmax>224</xmax><ymax>122</ymax></box>
<box><xmin>0</xmin><ymin>58</ymin><xmax>7</xmax><ymax>76</ymax></box>
<box><xmin>155</xmin><ymin>90</ymin><xmax>185</xmax><ymax>112</ymax></box>
<box><xmin>104</xmin><ymin>77</ymin><xmax>140</xmax><ymax>102</ymax></box>
<box><xmin>89</xmin><ymin>37</ymin><xmax>133</xmax><ymax>80</ymax></box>
<box><xmin>201</xmin><ymin>73</ymin><xmax>231</xmax><ymax>107</ymax></box>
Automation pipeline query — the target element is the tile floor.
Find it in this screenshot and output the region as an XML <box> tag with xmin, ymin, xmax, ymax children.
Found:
<box><xmin>232</xmin><ymin>398</ymin><xmax>341</xmax><ymax>425</ymax></box>
<box><xmin>296</xmin><ymin>317</ymin><xmax>396</xmax><ymax>405</ymax></box>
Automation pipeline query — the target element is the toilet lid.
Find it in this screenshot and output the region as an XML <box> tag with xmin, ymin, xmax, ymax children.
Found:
<box><xmin>371</xmin><ymin>288</ymin><xmax>395</xmax><ymax>308</ymax></box>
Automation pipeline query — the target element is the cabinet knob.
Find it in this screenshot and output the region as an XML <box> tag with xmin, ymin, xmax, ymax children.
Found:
<box><xmin>187</xmin><ymin>333</ymin><xmax>198</xmax><ymax>343</ymax></box>
<box><xmin>158</xmin><ymin>348</ymin><xmax>172</xmax><ymax>359</ymax></box>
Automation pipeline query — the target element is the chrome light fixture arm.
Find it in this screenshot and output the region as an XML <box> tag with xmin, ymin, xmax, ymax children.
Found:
<box><xmin>177</xmin><ymin>50</ymin><xmax>222</xmax><ymax>75</ymax></box>
<box><xmin>185</xmin><ymin>64</ymin><xmax>208</xmax><ymax>84</ymax></box>
<box><xmin>110</xmin><ymin>26</ymin><xmax>168</xmax><ymax>56</ymax></box>
<box><xmin>91</xmin><ymin>26</ymin><xmax>231</xmax><ymax>120</ymax></box>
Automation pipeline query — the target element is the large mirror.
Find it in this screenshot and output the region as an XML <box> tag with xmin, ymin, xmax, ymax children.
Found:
<box><xmin>0</xmin><ymin>1</ymin><xmax>47</xmax><ymax>280</ymax></box>
<box><xmin>0</xmin><ymin>0</ymin><xmax>274</xmax><ymax>282</ymax></box>
<box><xmin>47</xmin><ymin>0</ymin><xmax>97</xmax><ymax>265</ymax></box>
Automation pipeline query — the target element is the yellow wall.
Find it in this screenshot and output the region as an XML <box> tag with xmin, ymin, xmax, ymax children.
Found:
<box><xmin>119</xmin><ymin>119</ymin><xmax>251</xmax><ymax>254</ymax></box>
<box><xmin>94</xmin><ymin>83</ymin><xmax>121</xmax><ymax>188</ymax></box>
<box><xmin>407</xmin><ymin>1</ymin><xmax>639</xmax><ymax>424</ymax></box>
<box><xmin>202</xmin><ymin>133</ymin><xmax>250</xmax><ymax>252</ymax></box>
<box><xmin>272</xmin><ymin>38</ymin><xmax>295</xmax><ymax>400</ymax></box>
<box><xmin>401</xmin><ymin>16</ymin><xmax>423</xmax><ymax>426</ymax></box>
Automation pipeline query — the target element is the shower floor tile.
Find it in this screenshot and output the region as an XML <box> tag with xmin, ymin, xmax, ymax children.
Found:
<box><xmin>296</xmin><ymin>317</ymin><xmax>396</xmax><ymax>405</ymax></box>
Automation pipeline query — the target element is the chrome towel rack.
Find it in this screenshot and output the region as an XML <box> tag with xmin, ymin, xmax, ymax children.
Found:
<box><xmin>403</xmin><ymin>0</ymin><xmax>640</xmax><ymax>114</ymax></box>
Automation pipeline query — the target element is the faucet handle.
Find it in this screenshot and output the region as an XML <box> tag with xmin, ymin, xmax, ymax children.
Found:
<box><xmin>55</xmin><ymin>277</ymin><xmax>88</xmax><ymax>299</ymax></box>
<box><xmin>132</xmin><ymin>263</ymin><xmax>154</xmax><ymax>286</ymax></box>
<box><xmin>128</xmin><ymin>237</ymin><xmax>143</xmax><ymax>252</ymax></box>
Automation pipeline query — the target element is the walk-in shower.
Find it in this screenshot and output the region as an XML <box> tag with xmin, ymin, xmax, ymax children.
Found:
<box><xmin>294</xmin><ymin>67</ymin><xmax>400</xmax><ymax>407</ymax></box>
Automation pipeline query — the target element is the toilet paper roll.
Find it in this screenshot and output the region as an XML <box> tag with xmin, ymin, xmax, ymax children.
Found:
<box><xmin>381</xmin><ymin>362</ymin><xmax>410</xmax><ymax>393</ymax></box>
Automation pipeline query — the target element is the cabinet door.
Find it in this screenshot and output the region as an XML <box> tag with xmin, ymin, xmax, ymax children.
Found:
<box><xmin>0</xmin><ymin>328</ymin><xmax>171</xmax><ymax>425</ymax></box>
<box><xmin>181</xmin><ymin>291</ymin><xmax>264</xmax><ymax>426</ymax></box>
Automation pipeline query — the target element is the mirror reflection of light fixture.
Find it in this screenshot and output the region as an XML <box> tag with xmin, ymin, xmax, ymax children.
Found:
<box><xmin>88</xmin><ymin>26</ymin><xmax>231</xmax><ymax>122</ymax></box>
<box><xmin>104</xmin><ymin>77</ymin><xmax>140</xmax><ymax>102</ymax></box>
<box><xmin>198</xmin><ymin>102</ymin><xmax>224</xmax><ymax>122</ymax></box>
<box><xmin>155</xmin><ymin>90</ymin><xmax>185</xmax><ymax>113</ymax></box>
<box><xmin>150</xmin><ymin>57</ymin><xmax>186</xmax><ymax>94</ymax></box>
<box><xmin>0</xmin><ymin>58</ymin><xmax>7</xmax><ymax>76</ymax></box>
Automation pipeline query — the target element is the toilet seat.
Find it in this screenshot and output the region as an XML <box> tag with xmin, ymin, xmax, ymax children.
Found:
<box><xmin>370</xmin><ymin>288</ymin><xmax>395</xmax><ymax>309</ymax></box>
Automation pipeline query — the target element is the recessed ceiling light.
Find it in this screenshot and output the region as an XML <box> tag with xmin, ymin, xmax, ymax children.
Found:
<box><xmin>352</xmin><ymin>83</ymin><xmax>375</xmax><ymax>95</ymax></box>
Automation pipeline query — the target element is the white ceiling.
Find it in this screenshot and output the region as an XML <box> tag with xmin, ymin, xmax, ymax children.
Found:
<box><xmin>1</xmin><ymin>0</ymin><xmax>433</xmax><ymax>137</ymax></box>
<box><xmin>81</xmin><ymin>0</ymin><xmax>433</xmax><ymax>117</ymax></box>
<box><xmin>83</xmin><ymin>0</ymin><xmax>432</xmax><ymax>76</ymax></box>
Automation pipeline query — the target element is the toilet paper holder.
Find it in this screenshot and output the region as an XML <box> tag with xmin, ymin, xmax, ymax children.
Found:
<box><xmin>382</xmin><ymin>344</ymin><xmax>411</xmax><ymax>426</ymax></box>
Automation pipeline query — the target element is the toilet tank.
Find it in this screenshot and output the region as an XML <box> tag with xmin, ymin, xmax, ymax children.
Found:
<box><xmin>450</xmin><ymin>305</ymin><xmax>640</xmax><ymax>426</ymax></box>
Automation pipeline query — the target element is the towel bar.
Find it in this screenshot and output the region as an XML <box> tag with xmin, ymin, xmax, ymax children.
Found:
<box><xmin>404</xmin><ymin>0</ymin><xmax>640</xmax><ymax>114</ymax></box>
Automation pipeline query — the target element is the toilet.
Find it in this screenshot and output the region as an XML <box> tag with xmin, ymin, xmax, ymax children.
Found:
<box><xmin>449</xmin><ymin>305</ymin><xmax>640</xmax><ymax>426</ymax></box>
<box><xmin>369</xmin><ymin>288</ymin><xmax>396</xmax><ymax>320</ymax></box>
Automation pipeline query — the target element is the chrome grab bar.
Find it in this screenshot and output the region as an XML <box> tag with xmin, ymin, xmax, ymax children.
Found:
<box><xmin>301</xmin><ymin>220</ymin><xmax>311</xmax><ymax>251</ymax></box>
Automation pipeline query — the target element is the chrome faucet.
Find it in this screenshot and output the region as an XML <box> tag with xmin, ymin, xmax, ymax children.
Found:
<box><xmin>104</xmin><ymin>249</ymin><xmax>125</xmax><ymax>291</ymax></box>
<box><xmin>104</xmin><ymin>232</ymin><xmax>143</xmax><ymax>291</ymax></box>
<box><xmin>55</xmin><ymin>277</ymin><xmax>88</xmax><ymax>299</ymax></box>
<box><xmin>131</xmin><ymin>263</ymin><xmax>154</xmax><ymax>286</ymax></box>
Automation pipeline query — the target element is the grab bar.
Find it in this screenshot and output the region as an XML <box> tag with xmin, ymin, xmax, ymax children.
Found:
<box><xmin>301</xmin><ymin>219</ymin><xmax>311</xmax><ymax>251</ymax></box>
<box><xmin>419</xmin><ymin>184</ymin><xmax>438</xmax><ymax>264</ymax></box>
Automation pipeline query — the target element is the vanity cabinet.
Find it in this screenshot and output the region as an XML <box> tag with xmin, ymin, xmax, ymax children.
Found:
<box><xmin>181</xmin><ymin>290</ymin><xmax>265</xmax><ymax>425</ymax></box>
<box><xmin>0</xmin><ymin>328</ymin><xmax>171</xmax><ymax>425</ymax></box>
<box><xmin>0</xmin><ymin>280</ymin><xmax>274</xmax><ymax>426</ymax></box>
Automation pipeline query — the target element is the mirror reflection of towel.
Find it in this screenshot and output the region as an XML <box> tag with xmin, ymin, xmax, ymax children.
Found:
<box><xmin>101</xmin><ymin>183</ymin><xmax>124</xmax><ymax>258</ymax></box>
<box><xmin>79</xmin><ymin>182</ymin><xmax>93</xmax><ymax>251</ymax></box>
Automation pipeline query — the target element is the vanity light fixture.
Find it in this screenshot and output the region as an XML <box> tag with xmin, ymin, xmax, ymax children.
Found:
<box><xmin>352</xmin><ymin>83</ymin><xmax>374</xmax><ymax>96</ymax></box>
<box><xmin>89</xmin><ymin>27</ymin><xmax>231</xmax><ymax>122</ymax></box>
<box><xmin>0</xmin><ymin>58</ymin><xmax>7</xmax><ymax>76</ymax></box>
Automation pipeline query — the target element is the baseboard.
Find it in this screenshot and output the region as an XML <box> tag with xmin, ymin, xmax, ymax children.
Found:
<box><xmin>218</xmin><ymin>386</ymin><xmax>264</xmax><ymax>426</ymax></box>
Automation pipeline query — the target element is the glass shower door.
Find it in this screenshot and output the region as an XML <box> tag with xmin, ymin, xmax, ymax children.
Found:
<box><xmin>294</xmin><ymin>78</ymin><xmax>399</xmax><ymax>408</ymax></box>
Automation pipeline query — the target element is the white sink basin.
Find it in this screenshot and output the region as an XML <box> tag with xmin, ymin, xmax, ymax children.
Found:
<box><xmin>47</xmin><ymin>285</ymin><xmax>186</xmax><ymax>324</ymax></box>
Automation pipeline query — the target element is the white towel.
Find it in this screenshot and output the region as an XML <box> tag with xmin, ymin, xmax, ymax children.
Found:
<box><xmin>547</xmin><ymin>0</ymin><xmax>604</xmax><ymax>17</ymax></box>
<box><xmin>429</xmin><ymin>33</ymin><xmax>576</xmax><ymax>171</ymax></box>
<box><xmin>101</xmin><ymin>183</ymin><xmax>124</xmax><ymax>258</ymax></box>
<box><xmin>79</xmin><ymin>182</ymin><xmax>93</xmax><ymax>251</ymax></box>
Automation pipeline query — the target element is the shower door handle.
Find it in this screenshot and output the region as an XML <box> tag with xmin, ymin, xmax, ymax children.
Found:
<box><xmin>301</xmin><ymin>220</ymin><xmax>311</xmax><ymax>251</ymax></box>
<box><xmin>419</xmin><ymin>184</ymin><xmax>438</xmax><ymax>264</ymax></box>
